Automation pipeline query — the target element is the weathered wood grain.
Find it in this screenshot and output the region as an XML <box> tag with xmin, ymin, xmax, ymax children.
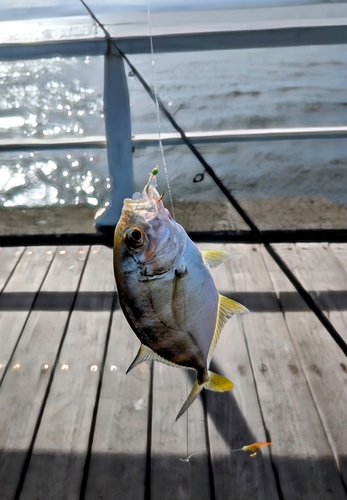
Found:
<box><xmin>0</xmin><ymin>247</ymin><xmax>55</xmax><ymax>385</ymax></box>
<box><xmin>19</xmin><ymin>246</ymin><xmax>115</xmax><ymax>500</ymax></box>
<box><xmin>0</xmin><ymin>246</ymin><xmax>24</xmax><ymax>292</ymax></box>
<box><xmin>329</xmin><ymin>244</ymin><xmax>347</xmax><ymax>344</ymax></box>
<box><xmin>5</xmin><ymin>246</ymin><xmax>55</xmax><ymax>294</ymax></box>
<box><xmin>150</xmin><ymin>360</ymin><xmax>211</xmax><ymax>500</ymax></box>
<box><xmin>331</xmin><ymin>244</ymin><xmax>347</xmax><ymax>272</ymax></box>
<box><xmin>263</xmin><ymin>244</ymin><xmax>347</xmax><ymax>489</ymax></box>
<box><xmin>85</xmin><ymin>309</ymin><xmax>150</xmax><ymax>500</ymax></box>
<box><xmin>0</xmin><ymin>246</ymin><xmax>87</xmax><ymax>500</ymax></box>
<box><xmin>272</xmin><ymin>243</ymin><xmax>347</xmax><ymax>343</ymax></box>
<box><xmin>148</xmin><ymin>245</ymin><xmax>212</xmax><ymax>500</ymax></box>
<box><xmin>225</xmin><ymin>244</ymin><xmax>347</xmax><ymax>500</ymax></box>
<box><xmin>200</xmin><ymin>243</ymin><xmax>279</xmax><ymax>500</ymax></box>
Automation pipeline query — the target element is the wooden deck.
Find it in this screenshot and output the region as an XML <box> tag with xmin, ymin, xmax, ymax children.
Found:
<box><xmin>0</xmin><ymin>243</ymin><xmax>346</xmax><ymax>500</ymax></box>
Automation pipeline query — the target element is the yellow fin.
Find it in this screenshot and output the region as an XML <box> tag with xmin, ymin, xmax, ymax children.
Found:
<box><xmin>175</xmin><ymin>370</ymin><xmax>233</xmax><ymax>420</ymax></box>
<box><xmin>126</xmin><ymin>344</ymin><xmax>155</xmax><ymax>373</ymax></box>
<box><xmin>219</xmin><ymin>294</ymin><xmax>249</xmax><ymax>317</ymax></box>
<box><xmin>200</xmin><ymin>250</ymin><xmax>231</xmax><ymax>268</ymax></box>
<box><xmin>208</xmin><ymin>294</ymin><xmax>249</xmax><ymax>363</ymax></box>
<box><xmin>127</xmin><ymin>343</ymin><xmax>180</xmax><ymax>374</ymax></box>
<box><xmin>206</xmin><ymin>370</ymin><xmax>234</xmax><ymax>391</ymax></box>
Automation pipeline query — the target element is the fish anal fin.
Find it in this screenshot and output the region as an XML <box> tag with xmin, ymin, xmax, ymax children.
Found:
<box><xmin>127</xmin><ymin>343</ymin><xmax>181</xmax><ymax>374</ymax></box>
<box><xmin>208</xmin><ymin>294</ymin><xmax>249</xmax><ymax>363</ymax></box>
<box><xmin>126</xmin><ymin>344</ymin><xmax>155</xmax><ymax>374</ymax></box>
<box><xmin>201</xmin><ymin>250</ymin><xmax>231</xmax><ymax>269</ymax></box>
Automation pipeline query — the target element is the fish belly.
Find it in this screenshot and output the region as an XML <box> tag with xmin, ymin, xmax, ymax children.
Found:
<box><xmin>118</xmin><ymin>241</ymin><xmax>219</xmax><ymax>377</ymax></box>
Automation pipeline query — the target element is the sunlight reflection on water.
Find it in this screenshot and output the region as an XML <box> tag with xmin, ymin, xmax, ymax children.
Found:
<box><xmin>0</xmin><ymin>150</ymin><xmax>110</xmax><ymax>208</ymax></box>
<box><xmin>0</xmin><ymin>56</ymin><xmax>110</xmax><ymax>209</ymax></box>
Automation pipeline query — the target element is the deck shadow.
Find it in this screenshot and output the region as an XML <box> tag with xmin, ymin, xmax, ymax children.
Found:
<box><xmin>1</xmin><ymin>291</ymin><xmax>347</xmax><ymax>311</ymax></box>
<box><xmin>200</xmin><ymin>361</ymin><xmax>347</xmax><ymax>500</ymax></box>
<box><xmin>1</xmin><ymin>450</ymin><xmax>346</xmax><ymax>500</ymax></box>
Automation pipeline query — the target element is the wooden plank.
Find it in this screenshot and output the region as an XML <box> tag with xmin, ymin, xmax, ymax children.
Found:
<box><xmin>0</xmin><ymin>246</ymin><xmax>87</xmax><ymax>499</ymax></box>
<box><xmin>0</xmin><ymin>247</ymin><xmax>55</xmax><ymax>384</ymax></box>
<box><xmin>0</xmin><ymin>247</ymin><xmax>24</xmax><ymax>291</ymax></box>
<box><xmin>146</xmin><ymin>242</ymin><xmax>214</xmax><ymax>499</ymax></box>
<box><xmin>261</xmin><ymin>244</ymin><xmax>347</xmax><ymax>489</ymax></box>
<box><xmin>150</xmin><ymin>362</ymin><xmax>211</xmax><ymax>500</ymax></box>
<box><xmin>269</xmin><ymin>243</ymin><xmax>346</xmax><ymax>293</ymax></box>
<box><xmin>272</xmin><ymin>243</ymin><xmax>347</xmax><ymax>342</ymax></box>
<box><xmin>331</xmin><ymin>244</ymin><xmax>347</xmax><ymax>271</ymax></box>
<box><xmin>224</xmin><ymin>244</ymin><xmax>347</xmax><ymax>499</ymax></box>
<box><xmin>20</xmin><ymin>246</ymin><xmax>115</xmax><ymax>499</ymax></box>
<box><xmin>329</xmin><ymin>244</ymin><xmax>347</xmax><ymax>345</ymax></box>
<box><xmin>200</xmin><ymin>243</ymin><xmax>279</xmax><ymax>500</ymax></box>
<box><xmin>85</xmin><ymin>310</ymin><xmax>150</xmax><ymax>500</ymax></box>
<box><xmin>5</xmin><ymin>247</ymin><xmax>55</xmax><ymax>294</ymax></box>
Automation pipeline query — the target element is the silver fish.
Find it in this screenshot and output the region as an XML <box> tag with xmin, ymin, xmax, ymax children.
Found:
<box><xmin>113</xmin><ymin>172</ymin><xmax>248</xmax><ymax>420</ymax></box>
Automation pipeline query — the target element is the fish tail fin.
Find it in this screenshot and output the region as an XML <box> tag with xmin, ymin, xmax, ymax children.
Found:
<box><xmin>175</xmin><ymin>379</ymin><xmax>203</xmax><ymax>421</ymax></box>
<box><xmin>206</xmin><ymin>370</ymin><xmax>234</xmax><ymax>392</ymax></box>
<box><xmin>175</xmin><ymin>371</ymin><xmax>233</xmax><ymax>421</ymax></box>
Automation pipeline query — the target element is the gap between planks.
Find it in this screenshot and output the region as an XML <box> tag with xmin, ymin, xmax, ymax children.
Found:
<box><xmin>204</xmin><ymin>243</ymin><xmax>347</xmax><ymax>500</ymax></box>
<box><xmin>0</xmin><ymin>246</ymin><xmax>89</xmax><ymax>499</ymax></box>
<box><xmin>264</xmin><ymin>243</ymin><xmax>347</xmax><ymax>490</ymax></box>
<box><xmin>18</xmin><ymin>246</ymin><xmax>117</xmax><ymax>500</ymax></box>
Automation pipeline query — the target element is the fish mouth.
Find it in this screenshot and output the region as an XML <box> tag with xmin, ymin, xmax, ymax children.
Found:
<box><xmin>122</xmin><ymin>172</ymin><xmax>168</xmax><ymax>221</ymax></box>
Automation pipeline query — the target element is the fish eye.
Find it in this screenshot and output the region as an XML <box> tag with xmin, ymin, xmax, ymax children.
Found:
<box><xmin>131</xmin><ymin>230</ymin><xmax>142</xmax><ymax>241</ymax></box>
<box><xmin>125</xmin><ymin>228</ymin><xmax>144</xmax><ymax>249</ymax></box>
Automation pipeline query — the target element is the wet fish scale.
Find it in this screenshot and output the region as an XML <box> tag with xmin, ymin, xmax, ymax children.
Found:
<box><xmin>114</xmin><ymin>171</ymin><xmax>248</xmax><ymax>420</ymax></box>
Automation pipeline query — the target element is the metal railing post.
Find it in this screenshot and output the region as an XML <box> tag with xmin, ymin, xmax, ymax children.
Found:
<box><xmin>95</xmin><ymin>44</ymin><xmax>134</xmax><ymax>234</ymax></box>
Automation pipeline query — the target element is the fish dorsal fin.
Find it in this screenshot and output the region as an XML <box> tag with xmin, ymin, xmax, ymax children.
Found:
<box><xmin>208</xmin><ymin>294</ymin><xmax>249</xmax><ymax>364</ymax></box>
<box><xmin>200</xmin><ymin>250</ymin><xmax>231</xmax><ymax>268</ymax></box>
<box><xmin>126</xmin><ymin>343</ymin><xmax>180</xmax><ymax>374</ymax></box>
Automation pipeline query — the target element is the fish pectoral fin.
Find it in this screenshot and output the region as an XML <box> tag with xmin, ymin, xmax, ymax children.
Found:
<box><xmin>126</xmin><ymin>344</ymin><xmax>156</xmax><ymax>374</ymax></box>
<box><xmin>208</xmin><ymin>294</ymin><xmax>249</xmax><ymax>364</ymax></box>
<box><xmin>175</xmin><ymin>371</ymin><xmax>233</xmax><ymax>421</ymax></box>
<box><xmin>206</xmin><ymin>370</ymin><xmax>233</xmax><ymax>391</ymax></box>
<box><xmin>200</xmin><ymin>250</ymin><xmax>231</xmax><ymax>268</ymax></box>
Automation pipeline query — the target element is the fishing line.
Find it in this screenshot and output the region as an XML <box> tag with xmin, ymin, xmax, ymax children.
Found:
<box><xmin>79</xmin><ymin>2</ymin><xmax>347</xmax><ymax>484</ymax></box>
<box><xmin>180</xmin><ymin>453</ymin><xmax>197</xmax><ymax>462</ymax></box>
<box><xmin>146</xmin><ymin>2</ymin><xmax>176</xmax><ymax>220</ymax></box>
<box><xmin>146</xmin><ymin>2</ymin><xmax>190</xmax><ymax>482</ymax></box>
<box><xmin>145</xmin><ymin>2</ymin><xmax>191</xmax><ymax>480</ymax></box>
<box><xmin>107</xmin><ymin>41</ymin><xmax>347</xmax><ymax>358</ymax></box>
<box><xmin>80</xmin><ymin>0</ymin><xmax>176</xmax><ymax>221</ymax></box>
<box><xmin>145</xmin><ymin>6</ymin><xmax>191</xmax><ymax>489</ymax></box>
<box><xmin>179</xmin><ymin>442</ymin><xmax>272</xmax><ymax>461</ymax></box>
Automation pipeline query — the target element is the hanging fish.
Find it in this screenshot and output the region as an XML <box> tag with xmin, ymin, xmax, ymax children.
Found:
<box><xmin>113</xmin><ymin>170</ymin><xmax>248</xmax><ymax>420</ymax></box>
